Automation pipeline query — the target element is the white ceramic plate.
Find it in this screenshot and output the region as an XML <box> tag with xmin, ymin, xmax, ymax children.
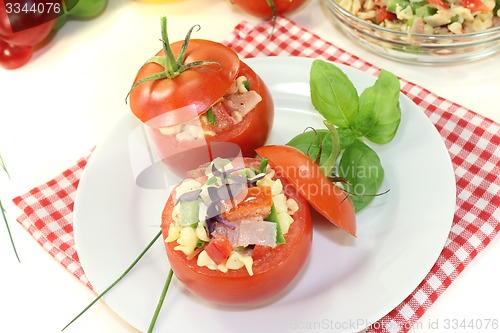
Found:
<box><xmin>74</xmin><ymin>57</ymin><xmax>456</xmax><ymax>333</ymax></box>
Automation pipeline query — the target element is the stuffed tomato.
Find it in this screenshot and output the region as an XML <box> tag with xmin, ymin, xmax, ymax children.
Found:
<box><xmin>160</xmin><ymin>157</ymin><xmax>312</xmax><ymax>306</ymax></box>
<box><xmin>129</xmin><ymin>18</ymin><xmax>273</xmax><ymax>176</ymax></box>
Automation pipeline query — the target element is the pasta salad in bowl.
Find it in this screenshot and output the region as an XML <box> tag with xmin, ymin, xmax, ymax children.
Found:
<box><xmin>322</xmin><ymin>0</ymin><xmax>500</xmax><ymax>63</ymax></box>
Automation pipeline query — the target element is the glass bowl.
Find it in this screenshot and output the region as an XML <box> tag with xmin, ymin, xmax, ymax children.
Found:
<box><xmin>322</xmin><ymin>0</ymin><xmax>500</xmax><ymax>64</ymax></box>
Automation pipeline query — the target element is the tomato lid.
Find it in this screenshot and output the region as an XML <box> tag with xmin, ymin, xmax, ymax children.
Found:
<box><xmin>129</xmin><ymin>39</ymin><xmax>240</xmax><ymax>127</ymax></box>
<box><xmin>256</xmin><ymin>145</ymin><xmax>357</xmax><ymax>236</ymax></box>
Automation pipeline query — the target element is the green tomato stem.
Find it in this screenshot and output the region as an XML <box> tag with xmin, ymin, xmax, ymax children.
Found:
<box><xmin>125</xmin><ymin>16</ymin><xmax>220</xmax><ymax>104</ymax></box>
<box><xmin>175</xmin><ymin>23</ymin><xmax>202</xmax><ymax>72</ymax></box>
<box><xmin>160</xmin><ymin>16</ymin><xmax>178</xmax><ymax>75</ymax></box>
<box><xmin>266</xmin><ymin>0</ymin><xmax>278</xmax><ymax>34</ymax></box>
<box><xmin>147</xmin><ymin>269</ymin><xmax>174</xmax><ymax>333</ymax></box>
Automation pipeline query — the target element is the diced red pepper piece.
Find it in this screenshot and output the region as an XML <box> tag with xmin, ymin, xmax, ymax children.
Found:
<box><xmin>460</xmin><ymin>0</ymin><xmax>490</xmax><ymax>11</ymax></box>
<box><xmin>204</xmin><ymin>234</ymin><xmax>233</xmax><ymax>265</ymax></box>
<box><xmin>428</xmin><ymin>0</ymin><xmax>450</xmax><ymax>8</ymax></box>
<box><xmin>375</xmin><ymin>6</ymin><xmax>397</xmax><ymax>23</ymax></box>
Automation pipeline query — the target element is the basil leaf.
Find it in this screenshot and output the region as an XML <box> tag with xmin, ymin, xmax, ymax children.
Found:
<box><xmin>286</xmin><ymin>121</ymin><xmax>343</xmax><ymax>176</ymax></box>
<box><xmin>310</xmin><ymin>60</ymin><xmax>359</xmax><ymax>128</ymax></box>
<box><xmin>338</xmin><ymin>139</ymin><xmax>384</xmax><ymax>212</ymax></box>
<box><xmin>336</xmin><ymin>127</ymin><xmax>357</xmax><ymax>150</ymax></box>
<box><xmin>355</xmin><ymin>69</ymin><xmax>401</xmax><ymax>144</ymax></box>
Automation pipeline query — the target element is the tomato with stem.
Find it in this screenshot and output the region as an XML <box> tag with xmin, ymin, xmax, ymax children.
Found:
<box><xmin>128</xmin><ymin>17</ymin><xmax>273</xmax><ymax>176</ymax></box>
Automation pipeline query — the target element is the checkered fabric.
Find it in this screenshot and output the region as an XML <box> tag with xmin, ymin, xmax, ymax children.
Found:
<box><xmin>13</xmin><ymin>153</ymin><xmax>93</xmax><ymax>289</ymax></box>
<box><xmin>13</xmin><ymin>17</ymin><xmax>500</xmax><ymax>333</ymax></box>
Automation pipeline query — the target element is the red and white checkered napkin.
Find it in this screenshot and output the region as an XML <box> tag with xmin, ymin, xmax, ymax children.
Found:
<box><xmin>13</xmin><ymin>17</ymin><xmax>500</xmax><ymax>332</ymax></box>
<box><xmin>12</xmin><ymin>153</ymin><xmax>93</xmax><ymax>290</ymax></box>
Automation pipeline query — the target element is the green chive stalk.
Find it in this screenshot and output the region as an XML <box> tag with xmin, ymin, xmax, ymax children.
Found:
<box><xmin>147</xmin><ymin>269</ymin><xmax>174</xmax><ymax>333</ymax></box>
<box><xmin>0</xmin><ymin>154</ymin><xmax>20</xmax><ymax>262</ymax></box>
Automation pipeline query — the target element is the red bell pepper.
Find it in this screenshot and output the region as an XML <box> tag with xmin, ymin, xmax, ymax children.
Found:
<box><xmin>375</xmin><ymin>6</ymin><xmax>397</xmax><ymax>23</ymax></box>
<box><xmin>0</xmin><ymin>0</ymin><xmax>61</xmax><ymax>69</ymax></box>
<box><xmin>204</xmin><ymin>234</ymin><xmax>233</xmax><ymax>265</ymax></box>
<box><xmin>428</xmin><ymin>0</ymin><xmax>450</xmax><ymax>8</ymax></box>
<box><xmin>460</xmin><ymin>0</ymin><xmax>490</xmax><ymax>11</ymax></box>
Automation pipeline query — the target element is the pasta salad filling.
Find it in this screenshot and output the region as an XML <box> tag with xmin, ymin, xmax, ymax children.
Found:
<box><xmin>165</xmin><ymin>158</ymin><xmax>299</xmax><ymax>276</ymax></box>
<box><xmin>338</xmin><ymin>0</ymin><xmax>500</xmax><ymax>34</ymax></box>
<box><xmin>158</xmin><ymin>75</ymin><xmax>262</xmax><ymax>142</ymax></box>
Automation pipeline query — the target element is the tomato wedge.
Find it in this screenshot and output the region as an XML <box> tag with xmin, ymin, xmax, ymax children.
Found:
<box><xmin>161</xmin><ymin>158</ymin><xmax>312</xmax><ymax>306</ymax></box>
<box><xmin>256</xmin><ymin>145</ymin><xmax>356</xmax><ymax>236</ymax></box>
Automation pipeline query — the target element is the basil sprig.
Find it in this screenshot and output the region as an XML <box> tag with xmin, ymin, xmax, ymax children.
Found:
<box><xmin>288</xmin><ymin>60</ymin><xmax>401</xmax><ymax>212</ymax></box>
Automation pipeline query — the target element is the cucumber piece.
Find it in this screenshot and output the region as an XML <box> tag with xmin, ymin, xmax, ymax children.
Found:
<box><xmin>410</xmin><ymin>1</ymin><xmax>427</xmax><ymax>13</ymax></box>
<box><xmin>266</xmin><ymin>204</ymin><xmax>285</xmax><ymax>244</ymax></box>
<box><xmin>415</xmin><ymin>5</ymin><xmax>437</xmax><ymax>17</ymax></box>
<box><xmin>179</xmin><ymin>200</ymin><xmax>200</xmax><ymax>227</ymax></box>
<box><xmin>387</xmin><ymin>0</ymin><xmax>410</xmax><ymax>13</ymax></box>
